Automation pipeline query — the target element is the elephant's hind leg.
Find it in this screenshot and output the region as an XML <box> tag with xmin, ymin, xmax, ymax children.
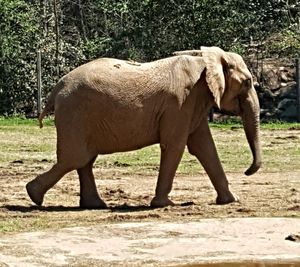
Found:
<box><xmin>26</xmin><ymin>163</ymin><xmax>69</xmax><ymax>206</ymax></box>
<box><xmin>26</xmin><ymin>131</ymin><xmax>94</xmax><ymax>206</ymax></box>
<box><xmin>78</xmin><ymin>157</ymin><xmax>107</xmax><ymax>209</ymax></box>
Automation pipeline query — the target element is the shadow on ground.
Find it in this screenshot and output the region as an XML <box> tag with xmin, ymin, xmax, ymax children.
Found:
<box><xmin>2</xmin><ymin>201</ymin><xmax>195</xmax><ymax>213</ymax></box>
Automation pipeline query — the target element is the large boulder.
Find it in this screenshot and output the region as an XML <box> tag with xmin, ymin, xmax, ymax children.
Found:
<box><xmin>247</xmin><ymin>57</ymin><xmax>298</xmax><ymax>121</ymax></box>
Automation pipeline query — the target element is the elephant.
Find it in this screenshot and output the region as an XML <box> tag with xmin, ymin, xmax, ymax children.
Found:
<box><xmin>26</xmin><ymin>46</ymin><xmax>261</xmax><ymax>209</ymax></box>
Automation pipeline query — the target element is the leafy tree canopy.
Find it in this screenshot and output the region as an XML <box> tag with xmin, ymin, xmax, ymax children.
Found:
<box><xmin>0</xmin><ymin>0</ymin><xmax>299</xmax><ymax>115</ymax></box>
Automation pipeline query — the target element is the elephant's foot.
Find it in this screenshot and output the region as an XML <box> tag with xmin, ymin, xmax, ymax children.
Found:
<box><xmin>80</xmin><ymin>195</ymin><xmax>107</xmax><ymax>209</ymax></box>
<box><xmin>216</xmin><ymin>192</ymin><xmax>239</xmax><ymax>205</ymax></box>
<box><xmin>150</xmin><ymin>196</ymin><xmax>175</xmax><ymax>208</ymax></box>
<box><xmin>26</xmin><ymin>180</ymin><xmax>45</xmax><ymax>206</ymax></box>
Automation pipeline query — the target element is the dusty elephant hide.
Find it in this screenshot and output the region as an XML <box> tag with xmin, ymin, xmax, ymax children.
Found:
<box><xmin>26</xmin><ymin>46</ymin><xmax>262</xmax><ymax>209</ymax></box>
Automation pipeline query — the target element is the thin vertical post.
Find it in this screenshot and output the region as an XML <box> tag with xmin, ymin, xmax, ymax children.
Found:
<box><xmin>296</xmin><ymin>58</ymin><xmax>300</xmax><ymax>122</ymax></box>
<box><xmin>53</xmin><ymin>0</ymin><xmax>60</xmax><ymax>79</ymax></box>
<box><xmin>37</xmin><ymin>50</ymin><xmax>42</xmax><ymax>117</ymax></box>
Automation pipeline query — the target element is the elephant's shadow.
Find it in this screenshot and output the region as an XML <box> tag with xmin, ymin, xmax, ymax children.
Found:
<box><xmin>2</xmin><ymin>204</ymin><xmax>158</xmax><ymax>213</ymax></box>
<box><xmin>2</xmin><ymin>201</ymin><xmax>196</xmax><ymax>213</ymax></box>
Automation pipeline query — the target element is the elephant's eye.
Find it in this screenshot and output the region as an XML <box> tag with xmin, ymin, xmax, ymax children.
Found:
<box><xmin>243</xmin><ymin>78</ymin><xmax>251</xmax><ymax>88</ymax></box>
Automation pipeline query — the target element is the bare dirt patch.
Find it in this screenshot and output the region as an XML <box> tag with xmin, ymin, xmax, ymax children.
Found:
<box><xmin>0</xmin><ymin>125</ymin><xmax>299</xmax><ymax>266</ymax></box>
<box><xmin>0</xmin><ymin>126</ymin><xmax>299</xmax><ymax>233</ymax></box>
<box><xmin>0</xmin><ymin>218</ymin><xmax>299</xmax><ymax>266</ymax></box>
<box><xmin>0</xmin><ymin>165</ymin><xmax>299</xmax><ymax>233</ymax></box>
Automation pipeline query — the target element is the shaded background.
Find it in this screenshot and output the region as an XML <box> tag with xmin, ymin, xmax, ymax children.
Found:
<box><xmin>0</xmin><ymin>0</ymin><xmax>299</xmax><ymax>118</ymax></box>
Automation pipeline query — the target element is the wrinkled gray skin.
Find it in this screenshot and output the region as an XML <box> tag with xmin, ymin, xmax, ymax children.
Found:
<box><xmin>26</xmin><ymin>46</ymin><xmax>261</xmax><ymax>208</ymax></box>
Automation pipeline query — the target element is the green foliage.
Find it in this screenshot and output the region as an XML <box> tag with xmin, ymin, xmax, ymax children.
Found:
<box><xmin>264</xmin><ymin>29</ymin><xmax>300</xmax><ymax>56</ymax></box>
<box><xmin>0</xmin><ymin>0</ymin><xmax>299</xmax><ymax>115</ymax></box>
<box><xmin>0</xmin><ymin>0</ymin><xmax>40</xmax><ymax>115</ymax></box>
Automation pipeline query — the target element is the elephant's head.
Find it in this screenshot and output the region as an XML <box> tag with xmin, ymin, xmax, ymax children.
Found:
<box><xmin>174</xmin><ymin>47</ymin><xmax>262</xmax><ymax>176</ymax></box>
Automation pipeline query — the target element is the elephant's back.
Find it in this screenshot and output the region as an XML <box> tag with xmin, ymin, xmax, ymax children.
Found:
<box><xmin>68</xmin><ymin>58</ymin><xmax>156</xmax><ymax>80</ymax></box>
<box><xmin>67</xmin><ymin>57</ymin><xmax>171</xmax><ymax>92</ymax></box>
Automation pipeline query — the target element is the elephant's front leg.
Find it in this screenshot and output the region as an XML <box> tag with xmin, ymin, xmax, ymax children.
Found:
<box><xmin>150</xmin><ymin>143</ymin><xmax>186</xmax><ymax>208</ymax></box>
<box><xmin>187</xmin><ymin>119</ymin><xmax>237</xmax><ymax>204</ymax></box>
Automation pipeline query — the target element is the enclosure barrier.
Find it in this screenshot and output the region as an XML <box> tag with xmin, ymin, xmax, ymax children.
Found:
<box><xmin>37</xmin><ymin>50</ymin><xmax>42</xmax><ymax>117</ymax></box>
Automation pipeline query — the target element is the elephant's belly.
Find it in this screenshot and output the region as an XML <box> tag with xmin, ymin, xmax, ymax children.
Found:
<box><xmin>98</xmin><ymin>132</ymin><xmax>159</xmax><ymax>154</ymax></box>
<box><xmin>72</xmin><ymin>89</ymin><xmax>165</xmax><ymax>154</ymax></box>
<box><xmin>92</xmin><ymin>114</ymin><xmax>160</xmax><ymax>154</ymax></box>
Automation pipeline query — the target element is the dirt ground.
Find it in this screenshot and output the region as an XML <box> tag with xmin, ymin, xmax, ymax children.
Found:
<box><xmin>1</xmin><ymin>218</ymin><xmax>299</xmax><ymax>266</ymax></box>
<box><xmin>0</xmin><ymin>126</ymin><xmax>299</xmax><ymax>233</ymax></box>
<box><xmin>0</xmin><ymin>167</ymin><xmax>300</xmax><ymax>265</ymax></box>
<box><xmin>0</xmin><ymin>126</ymin><xmax>299</xmax><ymax>265</ymax></box>
<box><xmin>0</xmin><ymin>165</ymin><xmax>299</xmax><ymax>233</ymax></box>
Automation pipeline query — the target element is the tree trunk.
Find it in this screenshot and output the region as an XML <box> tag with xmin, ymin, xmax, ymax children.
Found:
<box><xmin>78</xmin><ymin>0</ymin><xmax>87</xmax><ymax>43</ymax></box>
<box><xmin>53</xmin><ymin>0</ymin><xmax>60</xmax><ymax>79</ymax></box>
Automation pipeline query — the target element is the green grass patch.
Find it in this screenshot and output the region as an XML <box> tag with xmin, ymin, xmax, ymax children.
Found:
<box><xmin>0</xmin><ymin>217</ymin><xmax>58</xmax><ymax>233</ymax></box>
<box><xmin>210</xmin><ymin>119</ymin><xmax>300</xmax><ymax>130</ymax></box>
<box><xmin>0</xmin><ymin>218</ymin><xmax>23</xmax><ymax>233</ymax></box>
<box><xmin>0</xmin><ymin>116</ymin><xmax>54</xmax><ymax>127</ymax></box>
<box><xmin>260</xmin><ymin>121</ymin><xmax>300</xmax><ymax>130</ymax></box>
<box><xmin>0</xmin><ymin>116</ymin><xmax>299</xmax><ymax>130</ymax></box>
<box><xmin>0</xmin><ymin>124</ymin><xmax>56</xmax><ymax>163</ymax></box>
<box><xmin>0</xmin><ymin>118</ymin><xmax>299</xmax><ymax>173</ymax></box>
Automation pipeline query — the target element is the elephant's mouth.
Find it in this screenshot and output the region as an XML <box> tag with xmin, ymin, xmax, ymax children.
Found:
<box><xmin>216</xmin><ymin>97</ymin><xmax>241</xmax><ymax>117</ymax></box>
<box><xmin>213</xmin><ymin>107</ymin><xmax>240</xmax><ymax>117</ymax></box>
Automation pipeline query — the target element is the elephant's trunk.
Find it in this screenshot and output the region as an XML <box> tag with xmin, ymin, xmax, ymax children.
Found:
<box><xmin>240</xmin><ymin>87</ymin><xmax>262</xmax><ymax>176</ymax></box>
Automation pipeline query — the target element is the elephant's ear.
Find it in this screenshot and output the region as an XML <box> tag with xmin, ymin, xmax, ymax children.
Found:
<box><xmin>201</xmin><ymin>46</ymin><xmax>230</xmax><ymax>109</ymax></box>
<box><xmin>171</xmin><ymin>55</ymin><xmax>206</xmax><ymax>107</ymax></box>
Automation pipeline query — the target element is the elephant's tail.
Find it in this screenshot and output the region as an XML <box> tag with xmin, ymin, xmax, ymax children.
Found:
<box><xmin>38</xmin><ymin>79</ymin><xmax>64</xmax><ymax>128</ymax></box>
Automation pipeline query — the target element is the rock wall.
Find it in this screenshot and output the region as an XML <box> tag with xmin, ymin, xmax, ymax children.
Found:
<box><xmin>247</xmin><ymin>57</ymin><xmax>299</xmax><ymax>121</ymax></box>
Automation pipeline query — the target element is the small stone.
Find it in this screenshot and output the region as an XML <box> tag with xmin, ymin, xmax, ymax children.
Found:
<box><xmin>180</xmin><ymin>201</ymin><xmax>195</xmax><ymax>207</ymax></box>
<box><xmin>280</xmin><ymin>82</ymin><xmax>287</xmax><ymax>87</ymax></box>
<box><xmin>281</xmin><ymin>105</ymin><xmax>297</xmax><ymax>119</ymax></box>
<box><xmin>278</xmin><ymin>99</ymin><xmax>296</xmax><ymax>110</ymax></box>
<box><xmin>285</xmin><ymin>234</ymin><xmax>300</xmax><ymax>242</ymax></box>
<box><xmin>11</xmin><ymin>160</ymin><xmax>24</xmax><ymax>164</ymax></box>
<box><xmin>280</xmin><ymin>73</ymin><xmax>288</xmax><ymax>82</ymax></box>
